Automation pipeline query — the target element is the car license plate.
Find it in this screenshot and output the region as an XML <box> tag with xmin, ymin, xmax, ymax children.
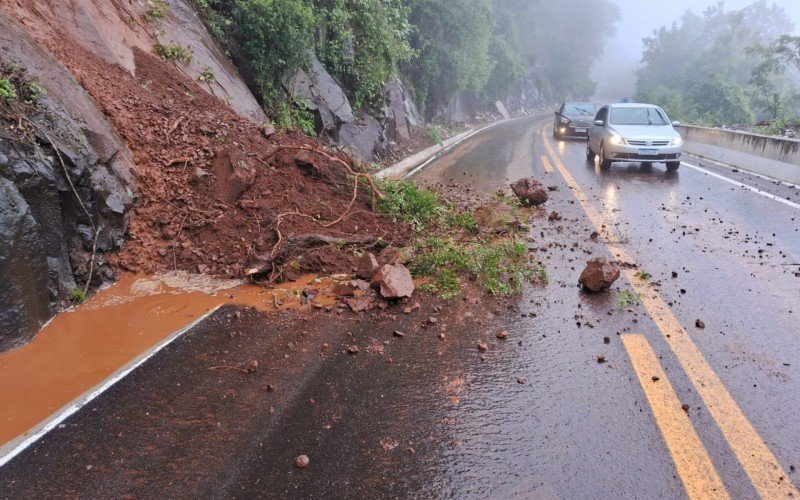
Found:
<box><xmin>638</xmin><ymin>149</ymin><xmax>658</xmax><ymax>156</ymax></box>
<box><xmin>575</xmin><ymin>128</ymin><xmax>587</xmax><ymax>133</ymax></box>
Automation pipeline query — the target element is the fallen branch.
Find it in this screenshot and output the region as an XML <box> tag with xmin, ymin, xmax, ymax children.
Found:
<box><xmin>247</xmin><ymin>234</ymin><xmax>379</xmax><ymax>277</ymax></box>
<box><xmin>166</xmin><ymin>156</ymin><xmax>191</xmax><ymax>167</ymax></box>
<box><xmin>166</xmin><ymin>116</ymin><xmax>184</xmax><ymax>138</ymax></box>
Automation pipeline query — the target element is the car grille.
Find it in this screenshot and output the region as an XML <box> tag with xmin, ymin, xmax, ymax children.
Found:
<box><xmin>627</xmin><ymin>140</ymin><xmax>671</xmax><ymax>146</ymax></box>
<box><xmin>611</xmin><ymin>153</ymin><xmax>681</xmax><ymax>161</ymax></box>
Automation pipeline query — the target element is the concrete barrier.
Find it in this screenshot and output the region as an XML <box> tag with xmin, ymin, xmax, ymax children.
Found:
<box><xmin>679</xmin><ymin>125</ymin><xmax>800</xmax><ymax>184</ymax></box>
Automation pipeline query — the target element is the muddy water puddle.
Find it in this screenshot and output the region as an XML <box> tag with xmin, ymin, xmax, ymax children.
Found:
<box><xmin>0</xmin><ymin>273</ymin><xmax>339</xmax><ymax>449</ymax></box>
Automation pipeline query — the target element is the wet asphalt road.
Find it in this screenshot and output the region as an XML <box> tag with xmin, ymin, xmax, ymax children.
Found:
<box><xmin>2</xmin><ymin>115</ymin><xmax>799</xmax><ymax>498</ymax></box>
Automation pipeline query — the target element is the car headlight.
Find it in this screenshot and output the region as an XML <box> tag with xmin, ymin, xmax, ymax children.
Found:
<box><xmin>609</xmin><ymin>134</ymin><xmax>625</xmax><ymax>145</ymax></box>
<box><xmin>560</xmin><ymin>117</ymin><xmax>570</xmax><ymax>124</ymax></box>
<box><xmin>671</xmin><ymin>136</ymin><xmax>683</xmax><ymax>146</ymax></box>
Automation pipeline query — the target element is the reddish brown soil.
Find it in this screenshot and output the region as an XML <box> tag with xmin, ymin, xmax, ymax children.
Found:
<box><xmin>42</xmin><ymin>40</ymin><xmax>411</xmax><ymax>279</ymax></box>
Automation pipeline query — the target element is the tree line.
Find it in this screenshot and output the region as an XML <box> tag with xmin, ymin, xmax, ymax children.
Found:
<box><xmin>635</xmin><ymin>1</ymin><xmax>800</xmax><ymax>130</ymax></box>
<box><xmin>193</xmin><ymin>0</ymin><xmax>619</xmax><ymax>123</ymax></box>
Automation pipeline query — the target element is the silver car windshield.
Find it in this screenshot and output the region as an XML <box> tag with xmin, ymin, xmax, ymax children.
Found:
<box><xmin>564</xmin><ymin>104</ymin><xmax>596</xmax><ymax>116</ymax></box>
<box><xmin>610</xmin><ymin>107</ymin><xmax>668</xmax><ymax>126</ymax></box>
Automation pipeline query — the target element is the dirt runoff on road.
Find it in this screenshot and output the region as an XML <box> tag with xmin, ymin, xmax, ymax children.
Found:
<box><xmin>48</xmin><ymin>39</ymin><xmax>411</xmax><ymax>281</ymax></box>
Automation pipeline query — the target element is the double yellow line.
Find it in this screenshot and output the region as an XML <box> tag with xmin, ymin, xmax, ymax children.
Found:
<box><xmin>540</xmin><ymin>126</ymin><xmax>798</xmax><ymax>499</ymax></box>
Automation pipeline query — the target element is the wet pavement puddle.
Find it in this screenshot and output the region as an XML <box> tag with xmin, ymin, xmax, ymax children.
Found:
<box><xmin>0</xmin><ymin>273</ymin><xmax>339</xmax><ymax>450</ymax></box>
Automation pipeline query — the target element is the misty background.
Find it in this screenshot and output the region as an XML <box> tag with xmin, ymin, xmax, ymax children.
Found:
<box><xmin>594</xmin><ymin>0</ymin><xmax>800</xmax><ymax>99</ymax></box>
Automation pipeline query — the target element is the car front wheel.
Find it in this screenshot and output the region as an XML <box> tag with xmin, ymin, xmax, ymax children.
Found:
<box><xmin>666</xmin><ymin>161</ymin><xmax>680</xmax><ymax>171</ymax></box>
<box><xmin>599</xmin><ymin>143</ymin><xmax>612</xmax><ymax>170</ymax></box>
<box><xmin>586</xmin><ymin>142</ymin><xmax>596</xmax><ymax>161</ymax></box>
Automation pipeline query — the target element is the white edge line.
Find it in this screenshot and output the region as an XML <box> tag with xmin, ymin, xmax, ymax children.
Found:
<box><xmin>403</xmin><ymin>118</ymin><xmax>519</xmax><ymax>179</ymax></box>
<box><xmin>0</xmin><ymin>305</ymin><xmax>223</xmax><ymax>468</ymax></box>
<box><xmin>685</xmin><ymin>153</ymin><xmax>800</xmax><ymax>190</ymax></box>
<box><xmin>681</xmin><ymin>161</ymin><xmax>800</xmax><ymax>211</ymax></box>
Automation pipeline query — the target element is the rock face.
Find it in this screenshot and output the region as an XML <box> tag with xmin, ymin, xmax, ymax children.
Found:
<box><xmin>578</xmin><ymin>258</ymin><xmax>621</xmax><ymax>292</ymax></box>
<box><xmin>383</xmin><ymin>77</ymin><xmax>421</xmax><ymax>142</ymax></box>
<box><xmin>0</xmin><ymin>14</ymin><xmax>135</xmax><ymax>350</ymax></box>
<box><xmin>0</xmin><ymin>178</ymin><xmax>51</xmax><ymax>351</ymax></box>
<box><xmin>294</xmin><ymin>54</ymin><xmax>387</xmax><ymax>162</ymax></box>
<box><xmin>0</xmin><ymin>0</ymin><xmax>266</xmax><ymax>124</ymax></box>
<box><xmin>505</xmin><ymin>66</ymin><xmax>552</xmax><ymax>116</ymax></box>
<box><xmin>356</xmin><ymin>252</ymin><xmax>380</xmax><ymax>280</ymax></box>
<box><xmin>371</xmin><ymin>264</ymin><xmax>415</xmax><ymax>299</ymax></box>
<box><xmin>494</xmin><ymin>100</ymin><xmax>511</xmax><ymax>120</ymax></box>
<box><xmin>511</xmin><ymin>178</ymin><xmax>549</xmax><ymax>206</ymax></box>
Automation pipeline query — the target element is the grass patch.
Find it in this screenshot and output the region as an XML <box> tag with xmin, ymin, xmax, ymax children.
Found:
<box><xmin>375</xmin><ymin>180</ymin><xmax>545</xmax><ymax>298</ymax></box>
<box><xmin>617</xmin><ymin>289</ymin><xmax>640</xmax><ymax>308</ymax></box>
<box><xmin>374</xmin><ymin>180</ymin><xmax>445</xmax><ymax>232</ymax></box>
<box><xmin>0</xmin><ymin>78</ymin><xmax>16</xmax><ymax>101</ymax></box>
<box><xmin>154</xmin><ymin>43</ymin><xmax>192</xmax><ymax>64</ymax></box>
<box><xmin>426</xmin><ymin>124</ymin><xmax>445</xmax><ymax>146</ymax></box>
<box><xmin>143</xmin><ymin>0</ymin><xmax>169</xmax><ymax>22</ymax></box>
<box><xmin>635</xmin><ymin>270</ymin><xmax>652</xmax><ymax>280</ymax></box>
<box><xmin>70</xmin><ymin>288</ymin><xmax>86</xmax><ymax>304</ymax></box>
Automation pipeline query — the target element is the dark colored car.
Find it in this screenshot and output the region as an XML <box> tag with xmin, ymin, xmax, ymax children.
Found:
<box><xmin>553</xmin><ymin>102</ymin><xmax>598</xmax><ymax>139</ymax></box>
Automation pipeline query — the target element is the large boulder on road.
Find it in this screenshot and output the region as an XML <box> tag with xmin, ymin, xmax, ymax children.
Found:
<box><xmin>578</xmin><ymin>258</ymin><xmax>620</xmax><ymax>292</ymax></box>
<box><xmin>511</xmin><ymin>178</ymin><xmax>548</xmax><ymax>206</ymax></box>
<box><xmin>371</xmin><ymin>264</ymin><xmax>414</xmax><ymax>299</ymax></box>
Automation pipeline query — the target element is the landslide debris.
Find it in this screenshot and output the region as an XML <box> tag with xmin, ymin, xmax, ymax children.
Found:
<box><xmin>511</xmin><ymin>177</ymin><xmax>549</xmax><ymax>206</ymax></box>
<box><xmin>579</xmin><ymin>258</ymin><xmax>621</xmax><ymax>292</ymax></box>
<box><xmin>49</xmin><ymin>42</ymin><xmax>411</xmax><ymax>280</ymax></box>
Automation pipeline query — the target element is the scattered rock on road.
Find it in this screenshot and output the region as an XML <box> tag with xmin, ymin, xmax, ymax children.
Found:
<box><xmin>695</xmin><ymin>319</ymin><xmax>705</xmax><ymax>329</ymax></box>
<box><xmin>371</xmin><ymin>264</ymin><xmax>415</xmax><ymax>299</ymax></box>
<box><xmin>510</xmin><ymin>178</ymin><xmax>549</xmax><ymax>206</ymax></box>
<box><xmin>356</xmin><ymin>252</ymin><xmax>380</xmax><ymax>279</ymax></box>
<box><xmin>578</xmin><ymin>258</ymin><xmax>621</xmax><ymax>292</ymax></box>
<box><xmin>295</xmin><ymin>455</ymin><xmax>310</xmax><ymax>468</ymax></box>
<box><xmin>347</xmin><ymin>345</ymin><xmax>360</xmax><ymax>355</ymax></box>
<box><xmin>345</xmin><ymin>297</ymin><xmax>371</xmax><ymax>312</ymax></box>
<box><xmin>476</xmin><ymin>340</ymin><xmax>489</xmax><ymax>352</ymax></box>
<box><xmin>496</xmin><ymin>330</ymin><xmax>509</xmax><ymax>340</ymax></box>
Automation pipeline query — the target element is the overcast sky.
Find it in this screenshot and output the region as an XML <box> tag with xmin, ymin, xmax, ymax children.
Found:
<box><xmin>593</xmin><ymin>0</ymin><xmax>800</xmax><ymax>98</ymax></box>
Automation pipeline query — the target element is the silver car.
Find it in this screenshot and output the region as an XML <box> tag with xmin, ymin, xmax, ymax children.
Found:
<box><xmin>586</xmin><ymin>103</ymin><xmax>683</xmax><ymax>171</ymax></box>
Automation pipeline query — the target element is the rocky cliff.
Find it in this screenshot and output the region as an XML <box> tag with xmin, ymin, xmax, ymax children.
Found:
<box><xmin>0</xmin><ymin>0</ymin><xmax>422</xmax><ymax>350</ymax></box>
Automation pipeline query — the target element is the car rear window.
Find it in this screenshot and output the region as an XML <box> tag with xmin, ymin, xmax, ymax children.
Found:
<box><xmin>563</xmin><ymin>104</ymin><xmax>596</xmax><ymax>116</ymax></box>
<box><xmin>610</xmin><ymin>107</ymin><xmax>668</xmax><ymax>125</ymax></box>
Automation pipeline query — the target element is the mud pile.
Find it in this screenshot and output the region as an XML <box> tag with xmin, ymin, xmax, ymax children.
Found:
<box><xmin>55</xmin><ymin>43</ymin><xmax>410</xmax><ymax>280</ymax></box>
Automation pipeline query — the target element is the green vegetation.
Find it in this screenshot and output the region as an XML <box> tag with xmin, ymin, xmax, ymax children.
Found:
<box><xmin>636</xmin><ymin>2</ymin><xmax>800</xmax><ymax>126</ymax></box>
<box><xmin>143</xmin><ymin>0</ymin><xmax>169</xmax><ymax>22</ymax></box>
<box><xmin>0</xmin><ymin>64</ymin><xmax>45</xmax><ymax>106</ymax></box>
<box><xmin>69</xmin><ymin>288</ymin><xmax>86</xmax><ymax>304</ymax></box>
<box><xmin>0</xmin><ymin>78</ymin><xmax>16</xmax><ymax>101</ymax></box>
<box><xmin>374</xmin><ymin>179</ymin><xmax>445</xmax><ymax>231</ymax></box>
<box><xmin>617</xmin><ymin>290</ymin><xmax>640</xmax><ymax>308</ymax></box>
<box><xmin>193</xmin><ymin>0</ymin><xmax>619</xmax><ymax>126</ymax></box>
<box><xmin>232</xmin><ymin>0</ymin><xmax>315</xmax><ymax>106</ymax></box>
<box><xmin>274</xmin><ymin>99</ymin><xmax>317</xmax><ymax>136</ymax></box>
<box><xmin>154</xmin><ymin>43</ymin><xmax>192</xmax><ymax>64</ymax></box>
<box><xmin>635</xmin><ymin>270</ymin><xmax>652</xmax><ymax>281</ymax></box>
<box><xmin>425</xmin><ymin>124</ymin><xmax>444</xmax><ymax>146</ymax></box>
<box><xmin>198</xmin><ymin>67</ymin><xmax>216</xmax><ymax>85</ymax></box>
<box><xmin>375</xmin><ymin>180</ymin><xmax>545</xmax><ymax>298</ymax></box>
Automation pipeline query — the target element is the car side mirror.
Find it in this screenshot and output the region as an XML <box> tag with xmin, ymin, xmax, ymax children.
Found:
<box><xmin>672</xmin><ymin>121</ymin><xmax>681</xmax><ymax>127</ymax></box>
<box><xmin>594</xmin><ymin>120</ymin><xmax>604</xmax><ymax>126</ymax></box>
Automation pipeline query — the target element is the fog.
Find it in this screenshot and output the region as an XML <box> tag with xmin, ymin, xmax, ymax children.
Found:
<box><xmin>593</xmin><ymin>0</ymin><xmax>800</xmax><ymax>100</ymax></box>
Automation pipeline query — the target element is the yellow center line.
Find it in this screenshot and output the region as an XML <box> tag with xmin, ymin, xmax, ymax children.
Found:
<box><xmin>621</xmin><ymin>334</ymin><xmax>730</xmax><ymax>499</ymax></box>
<box><xmin>540</xmin><ymin>125</ymin><xmax>799</xmax><ymax>498</ymax></box>
<box><xmin>540</xmin><ymin>155</ymin><xmax>554</xmax><ymax>173</ymax></box>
